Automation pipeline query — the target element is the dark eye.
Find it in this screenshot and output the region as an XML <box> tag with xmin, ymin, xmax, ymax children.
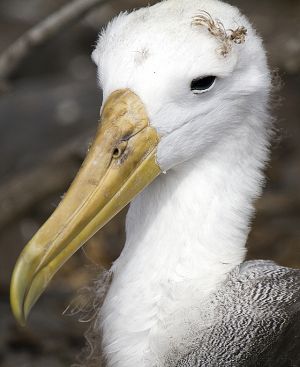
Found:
<box><xmin>191</xmin><ymin>76</ymin><xmax>216</xmax><ymax>94</ymax></box>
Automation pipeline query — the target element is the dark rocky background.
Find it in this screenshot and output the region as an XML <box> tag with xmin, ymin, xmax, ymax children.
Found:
<box><xmin>0</xmin><ymin>0</ymin><xmax>299</xmax><ymax>365</ymax></box>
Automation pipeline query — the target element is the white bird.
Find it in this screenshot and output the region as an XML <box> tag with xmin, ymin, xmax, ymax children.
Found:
<box><xmin>10</xmin><ymin>0</ymin><xmax>300</xmax><ymax>366</ymax></box>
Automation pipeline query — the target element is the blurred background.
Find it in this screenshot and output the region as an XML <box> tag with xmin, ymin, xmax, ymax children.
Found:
<box><xmin>0</xmin><ymin>0</ymin><xmax>299</xmax><ymax>366</ymax></box>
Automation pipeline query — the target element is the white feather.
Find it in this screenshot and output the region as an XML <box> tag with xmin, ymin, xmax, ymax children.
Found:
<box><xmin>91</xmin><ymin>0</ymin><xmax>272</xmax><ymax>365</ymax></box>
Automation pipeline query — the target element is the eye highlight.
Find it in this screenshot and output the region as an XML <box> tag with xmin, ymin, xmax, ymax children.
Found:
<box><xmin>191</xmin><ymin>76</ymin><xmax>216</xmax><ymax>94</ymax></box>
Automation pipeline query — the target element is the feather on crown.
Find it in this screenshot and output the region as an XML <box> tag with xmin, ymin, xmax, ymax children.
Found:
<box><xmin>192</xmin><ymin>11</ymin><xmax>247</xmax><ymax>57</ymax></box>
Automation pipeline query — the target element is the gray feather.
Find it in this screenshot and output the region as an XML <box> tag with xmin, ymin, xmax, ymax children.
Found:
<box><xmin>164</xmin><ymin>260</ymin><xmax>300</xmax><ymax>367</ymax></box>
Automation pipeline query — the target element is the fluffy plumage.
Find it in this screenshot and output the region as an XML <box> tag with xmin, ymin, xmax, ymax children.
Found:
<box><xmin>87</xmin><ymin>0</ymin><xmax>300</xmax><ymax>366</ymax></box>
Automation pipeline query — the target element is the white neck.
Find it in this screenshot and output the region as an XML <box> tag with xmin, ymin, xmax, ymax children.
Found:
<box><xmin>100</xmin><ymin>117</ymin><xmax>270</xmax><ymax>367</ymax></box>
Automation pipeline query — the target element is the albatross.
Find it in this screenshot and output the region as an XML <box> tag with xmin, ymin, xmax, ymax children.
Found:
<box><xmin>10</xmin><ymin>0</ymin><xmax>300</xmax><ymax>366</ymax></box>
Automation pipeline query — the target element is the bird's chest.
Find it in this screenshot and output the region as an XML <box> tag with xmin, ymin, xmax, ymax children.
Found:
<box><xmin>100</xmin><ymin>272</ymin><xmax>212</xmax><ymax>367</ymax></box>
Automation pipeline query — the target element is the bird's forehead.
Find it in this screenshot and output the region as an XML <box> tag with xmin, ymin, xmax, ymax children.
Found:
<box><xmin>93</xmin><ymin>0</ymin><xmax>246</xmax><ymax>98</ymax></box>
<box><xmin>99</xmin><ymin>22</ymin><xmax>221</xmax><ymax>71</ymax></box>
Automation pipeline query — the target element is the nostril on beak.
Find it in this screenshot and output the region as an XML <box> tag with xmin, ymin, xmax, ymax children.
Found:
<box><xmin>113</xmin><ymin>147</ymin><xmax>121</xmax><ymax>158</ymax></box>
<box><xmin>113</xmin><ymin>141</ymin><xmax>128</xmax><ymax>159</ymax></box>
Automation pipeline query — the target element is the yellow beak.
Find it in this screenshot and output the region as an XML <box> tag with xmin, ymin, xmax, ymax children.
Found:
<box><xmin>10</xmin><ymin>89</ymin><xmax>161</xmax><ymax>325</ymax></box>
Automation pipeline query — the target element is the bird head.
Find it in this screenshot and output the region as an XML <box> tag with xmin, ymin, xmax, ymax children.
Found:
<box><xmin>92</xmin><ymin>0</ymin><xmax>270</xmax><ymax>170</ymax></box>
<box><xmin>10</xmin><ymin>0</ymin><xmax>271</xmax><ymax>325</ymax></box>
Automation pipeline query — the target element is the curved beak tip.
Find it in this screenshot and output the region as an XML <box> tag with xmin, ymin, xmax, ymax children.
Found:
<box><xmin>10</xmin><ymin>264</ymin><xmax>29</xmax><ymax>326</ymax></box>
<box><xmin>10</xmin><ymin>291</ymin><xmax>26</xmax><ymax>326</ymax></box>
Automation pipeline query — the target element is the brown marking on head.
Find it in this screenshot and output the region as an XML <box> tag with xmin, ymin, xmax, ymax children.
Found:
<box><xmin>191</xmin><ymin>10</ymin><xmax>247</xmax><ymax>57</ymax></box>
